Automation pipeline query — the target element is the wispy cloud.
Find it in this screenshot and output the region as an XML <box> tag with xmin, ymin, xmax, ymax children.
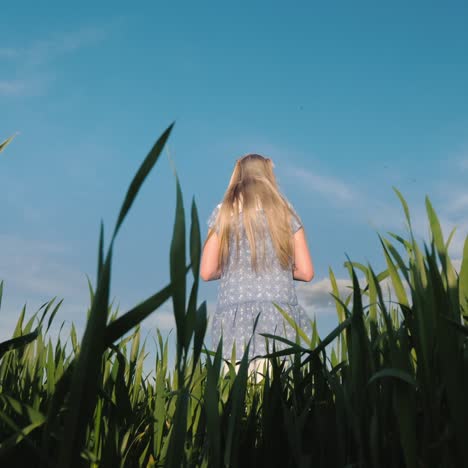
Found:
<box><xmin>0</xmin><ymin>233</ymin><xmax>181</xmax><ymax>361</ymax></box>
<box><xmin>447</xmin><ymin>192</ymin><xmax>468</xmax><ymax>214</ymax></box>
<box><xmin>1</xmin><ymin>24</ymin><xmax>113</xmax><ymax>97</ymax></box>
<box><xmin>295</xmin><ymin>276</ymin><xmax>359</xmax><ymax>316</ymax></box>
<box><xmin>0</xmin><ymin>235</ymin><xmax>84</xmax><ymax>297</ymax></box>
<box><xmin>20</xmin><ymin>26</ymin><xmax>109</xmax><ymax>67</ymax></box>
<box><xmin>0</xmin><ymin>47</ymin><xmax>19</xmax><ymax>58</ymax></box>
<box><xmin>0</xmin><ymin>234</ymin><xmax>92</xmax><ymax>339</ymax></box>
<box><xmin>441</xmin><ymin>218</ymin><xmax>468</xmax><ymax>261</ymax></box>
<box><xmin>284</xmin><ymin>164</ymin><xmax>357</xmax><ymax>204</ymax></box>
<box><xmin>272</xmin><ymin>136</ymin><xmax>468</xmax><ymax>253</ymax></box>
<box><xmin>282</xmin><ymin>159</ymin><xmax>425</xmax><ymax>236</ymax></box>
<box><xmin>141</xmin><ymin>307</ymin><xmax>176</xmax><ymax>332</ymax></box>
<box><xmin>286</xmin><ymin>161</ymin><xmax>468</xmax><ymax>258</ymax></box>
<box><xmin>0</xmin><ymin>80</ymin><xmax>28</xmax><ymax>97</ymax></box>
<box><xmin>457</xmin><ymin>152</ymin><xmax>468</xmax><ymax>171</ymax></box>
<box><xmin>3</xmin><ymin>25</ymin><xmax>110</xmax><ymax>66</ymax></box>
<box><xmin>0</xmin><ymin>75</ymin><xmax>52</xmax><ymax>97</ymax></box>
<box><xmin>296</xmin><ymin>274</ymin><xmax>415</xmax><ymax>317</ymax></box>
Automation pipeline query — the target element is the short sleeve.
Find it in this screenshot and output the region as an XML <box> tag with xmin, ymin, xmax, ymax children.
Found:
<box><xmin>207</xmin><ymin>203</ymin><xmax>221</xmax><ymax>234</ymax></box>
<box><xmin>288</xmin><ymin>202</ymin><xmax>303</xmax><ymax>234</ymax></box>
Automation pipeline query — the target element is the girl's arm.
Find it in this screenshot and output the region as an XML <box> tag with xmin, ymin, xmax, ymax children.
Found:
<box><xmin>200</xmin><ymin>230</ymin><xmax>221</xmax><ymax>281</ymax></box>
<box><xmin>292</xmin><ymin>227</ymin><xmax>314</xmax><ymax>282</ymax></box>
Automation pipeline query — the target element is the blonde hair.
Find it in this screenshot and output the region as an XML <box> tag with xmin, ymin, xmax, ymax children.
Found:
<box><xmin>207</xmin><ymin>153</ymin><xmax>301</xmax><ymax>274</ymax></box>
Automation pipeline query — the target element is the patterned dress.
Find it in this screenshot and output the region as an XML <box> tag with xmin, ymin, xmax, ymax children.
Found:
<box><xmin>207</xmin><ymin>200</ymin><xmax>312</xmax><ymax>361</ymax></box>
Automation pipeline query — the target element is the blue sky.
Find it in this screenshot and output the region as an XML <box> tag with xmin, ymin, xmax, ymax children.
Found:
<box><xmin>2</xmin><ymin>2</ymin><xmax>468</xmax><ymax>368</ymax></box>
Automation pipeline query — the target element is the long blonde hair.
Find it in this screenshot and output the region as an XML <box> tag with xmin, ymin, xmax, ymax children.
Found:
<box><xmin>207</xmin><ymin>153</ymin><xmax>300</xmax><ymax>274</ymax></box>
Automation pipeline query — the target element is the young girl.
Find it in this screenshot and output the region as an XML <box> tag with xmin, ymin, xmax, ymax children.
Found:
<box><xmin>200</xmin><ymin>154</ymin><xmax>314</xmax><ymax>380</ymax></box>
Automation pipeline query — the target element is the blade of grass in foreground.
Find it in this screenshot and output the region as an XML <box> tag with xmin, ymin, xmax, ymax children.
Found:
<box><xmin>204</xmin><ymin>340</ymin><xmax>223</xmax><ymax>466</ymax></box>
<box><xmin>224</xmin><ymin>341</ymin><xmax>251</xmax><ymax>467</ymax></box>
<box><xmin>0</xmin><ymin>328</ymin><xmax>40</xmax><ymax>360</ymax></box>
<box><xmin>272</xmin><ymin>302</ymin><xmax>312</xmax><ymax>347</ymax></box>
<box><xmin>458</xmin><ymin>235</ymin><xmax>468</xmax><ymax>315</ymax></box>
<box><xmin>0</xmin><ymin>134</ymin><xmax>16</xmax><ymax>154</ymax></box>
<box><xmin>57</xmin><ymin>247</ymin><xmax>113</xmax><ymax>467</ymax></box>
<box><xmin>170</xmin><ymin>172</ymin><xmax>187</xmax><ymax>373</ymax></box>
<box><xmin>113</xmin><ymin>123</ymin><xmax>174</xmax><ymax>240</ymax></box>
<box><xmin>57</xmin><ymin>123</ymin><xmax>174</xmax><ymax>467</ymax></box>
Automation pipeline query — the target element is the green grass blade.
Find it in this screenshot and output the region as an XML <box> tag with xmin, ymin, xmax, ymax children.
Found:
<box><xmin>204</xmin><ymin>341</ymin><xmax>222</xmax><ymax>465</ymax></box>
<box><xmin>170</xmin><ymin>173</ymin><xmax>187</xmax><ymax>369</ymax></box>
<box><xmin>57</xmin><ymin>247</ymin><xmax>112</xmax><ymax>467</ymax></box>
<box><xmin>272</xmin><ymin>302</ymin><xmax>312</xmax><ymax>347</ymax></box>
<box><xmin>0</xmin><ymin>134</ymin><xmax>16</xmax><ymax>154</ymax></box>
<box><xmin>192</xmin><ymin>301</ymin><xmax>207</xmax><ymax>373</ymax></box>
<box><xmin>0</xmin><ymin>328</ymin><xmax>40</xmax><ymax>359</ymax></box>
<box><xmin>97</xmin><ymin>221</ymin><xmax>104</xmax><ymax>282</ymax></box>
<box><xmin>368</xmin><ymin>368</ymin><xmax>417</xmax><ymax>387</ymax></box>
<box><xmin>164</xmin><ymin>389</ymin><xmax>189</xmax><ymax>468</ymax></box>
<box><xmin>113</xmin><ymin>123</ymin><xmax>174</xmax><ymax>240</ymax></box>
<box><xmin>458</xmin><ymin>235</ymin><xmax>468</xmax><ymax>314</ymax></box>
<box><xmin>190</xmin><ymin>196</ymin><xmax>201</xmax><ymax>281</ymax></box>
<box><xmin>224</xmin><ymin>343</ymin><xmax>250</xmax><ymax>466</ymax></box>
<box><xmin>104</xmin><ymin>282</ymin><xmax>179</xmax><ymax>346</ymax></box>
<box><xmin>379</xmin><ymin>234</ymin><xmax>409</xmax><ymax>308</ymax></box>
<box><xmin>392</xmin><ymin>187</ymin><xmax>412</xmax><ymax>231</ymax></box>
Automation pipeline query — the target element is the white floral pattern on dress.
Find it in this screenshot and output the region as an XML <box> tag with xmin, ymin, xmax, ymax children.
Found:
<box><xmin>207</xmin><ymin>199</ymin><xmax>312</xmax><ymax>360</ymax></box>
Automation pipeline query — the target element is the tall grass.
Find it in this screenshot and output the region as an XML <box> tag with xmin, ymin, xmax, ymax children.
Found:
<box><xmin>0</xmin><ymin>134</ymin><xmax>16</xmax><ymax>154</ymax></box>
<box><xmin>0</xmin><ymin>124</ymin><xmax>467</xmax><ymax>467</ymax></box>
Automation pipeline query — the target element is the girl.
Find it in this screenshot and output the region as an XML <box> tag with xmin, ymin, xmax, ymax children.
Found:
<box><xmin>200</xmin><ymin>154</ymin><xmax>314</xmax><ymax>381</ymax></box>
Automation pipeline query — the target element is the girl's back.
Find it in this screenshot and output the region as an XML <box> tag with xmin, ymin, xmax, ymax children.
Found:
<box><xmin>201</xmin><ymin>154</ymin><xmax>314</xmax><ymax>362</ymax></box>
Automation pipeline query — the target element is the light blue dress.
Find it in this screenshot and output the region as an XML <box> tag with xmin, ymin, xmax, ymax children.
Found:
<box><xmin>207</xmin><ymin>200</ymin><xmax>312</xmax><ymax>361</ymax></box>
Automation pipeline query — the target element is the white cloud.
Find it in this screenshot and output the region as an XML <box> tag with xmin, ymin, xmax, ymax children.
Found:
<box><xmin>0</xmin><ymin>233</ymin><xmax>215</xmax><ymax>349</ymax></box>
<box><xmin>458</xmin><ymin>156</ymin><xmax>468</xmax><ymax>171</ymax></box>
<box><xmin>353</xmin><ymin>189</ymin><xmax>468</xmax><ymax>265</ymax></box>
<box><xmin>0</xmin><ymin>80</ymin><xmax>28</xmax><ymax>96</ymax></box>
<box><xmin>0</xmin><ymin>47</ymin><xmax>19</xmax><ymax>58</ymax></box>
<box><xmin>274</xmin><ymin>140</ymin><xmax>468</xmax><ymax>254</ymax></box>
<box><xmin>432</xmin><ymin>215</ymin><xmax>468</xmax><ymax>261</ymax></box>
<box><xmin>296</xmin><ymin>276</ymin><xmax>360</xmax><ymax>316</ymax></box>
<box><xmin>295</xmin><ymin>273</ymin><xmax>415</xmax><ymax>318</ymax></box>
<box><xmin>0</xmin><ymin>235</ymin><xmax>91</xmax><ymax>342</ymax></box>
<box><xmin>447</xmin><ymin>193</ymin><xmax>468</xmax><ymax>213</ymax></box>
<box><xmin>284</xmin><ymin>165</ymin><xmax>357</xmax><ymax>204</ymax></box>
<box><xmin>0</xmin><ymin>74</ymin><xmax>53</xmax><ymax>97</ymax></box>
<box><xmin>1</xmin><ymin>23</ymin><xmax>114</xmax><ymax>98</ymax></box>
<box><xmin>0</xmin><ymin>235</ymin><xmax>85</xmax><ymax>298</ymax></box>
<box><xmin>141</xmin><ymin>308</ymin><xmax>176</xmax><ymax>332</ymax></box>
<box><xmin>363</xmin><ymin>198</ymin><xmax>409</xmax><ymax>231</ymax></box>
<box><xmin>452</xmin><ymin>258</ymin><xmax>463</xmax><ymax>273</ymax></box>
<box><xmin>4</xmin><ymin>25</ymin><xmax>110</xmax><ymax>67</ymax></box>
<box><xmin>296</xmin><ymin>277</ymin><xmax>353</xmax><ymax>310</ymax></box>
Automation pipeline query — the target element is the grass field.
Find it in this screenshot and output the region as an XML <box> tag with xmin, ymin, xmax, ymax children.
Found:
<box><xmin>1</xmin><ymin>126</ymin><xmax>467</xmax><ymax>467</ymax></box>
